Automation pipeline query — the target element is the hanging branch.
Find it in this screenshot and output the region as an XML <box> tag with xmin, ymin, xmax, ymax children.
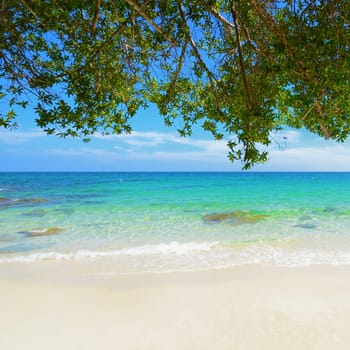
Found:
<box><xmin>231</xmin><ymin>3</ymin><xmax>252</xmax><ymax>109</ymax></box>
<box><xmin>314</xmin><ymin>100</ymin><xmax>331</xmax><ymax>139</ymax></box>
<box><xmin>206</xmin><ymin>4</ymin><xmax>267</xmax><ymax>55</ymax></box>
<box><xmin>82</xmin><ymin>15</ymin><xmax>133</xmax><ymax>73</ymax></box>
<box><xmin>125</xmin><ymin>0</ymin><xmax>176</xmax><ymax>45</ymax></box>
<box><xmin>177</xmin><ymin>1</ymin><xmax>224</xmax><ymax>115</ymax></box>
<box><xmin>164</xmin><ymin>41</ymin><xmax>188</xmax><ymax>103</ymax></box>
<box><xmin>302</xmin><ymin>94</ymin><xmax>331</xmax><ymax>139</ymax></box>
<box><xmin>250</xmin><ymin>0</ymin><xmax>294</xmax><ymax>57</ymax></box>
<box><xmin>19</xmin><ymin>0</ymin><xmax>38</xmax><ymax>18</ymax></box>
<box><xmin>250</xmin><ymin>0</ymin><xmax>313</xmax><ymax>81</ymax></box>
<box><xmin>91</xmin><ymin>0</ymin><xmax>101</xmax><ymax>34</ymax></box>
<box><xmin>302</xmin><ymin>100</ymin><xmax>317</xmax><ymax>121</ymax></box>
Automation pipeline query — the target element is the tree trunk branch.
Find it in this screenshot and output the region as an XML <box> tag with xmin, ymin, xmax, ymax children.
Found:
<box><xmin>20</xmin><ymin>0</ymin><xmax>38</xmax><ymax>18</ymax></box>
<box><xmin>231</xmin><ymin>3</ymin><xmax>252</xmax><ymax>109</ymax></box>
<box><xmin>164</xmin><ymin>41</ymin><xmax>188</xmax><ymax>102</ymax></box>
<box><xmin>206</xmin><ymin>4</ymin><xmax>267</xmax><ymax>55</ymax></box>
<box><xmin>250</xmin><ymin>0</ymin><xmax>293</xmax><ymax>57</ymax></box>
<box><xmin>91</xmin><ymin>0</ymin><xmax>101</xmax><ymax>34</ymax></box>
<box><xmin>302</xmin><ymin>96</ymin><xmax>331</xmax><ymax>139</ymax></box>
<box><xmin>125</xmin><ymin>0</ymin><xmax>175</xmax><ymax>45</ymax></box>
<box><xmin>177</xmin><ymin>1</ymin><xmax>223</xmax><ymax>115</ymax></box>
<box><xmin>315</xmin><ymin>100</ymin><xmax>331</xmax><ymax>139</ymax></box>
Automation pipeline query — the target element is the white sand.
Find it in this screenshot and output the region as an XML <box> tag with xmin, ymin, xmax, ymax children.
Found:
<box><xmin>0</xmin><ymin>263</ymin><xmax>350</xmax><ymax>349</ymax></box>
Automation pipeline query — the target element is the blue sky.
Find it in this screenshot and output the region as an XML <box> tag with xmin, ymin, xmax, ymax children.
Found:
<box><xmin>1</xmin><ymin>103</ymin><xmax>350</xmax><ymax>172</ymax></box>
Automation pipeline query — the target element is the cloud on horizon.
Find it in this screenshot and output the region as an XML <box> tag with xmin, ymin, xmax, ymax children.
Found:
<box><xmin>1</xmin><ymin>128</ymin><xmax>350</xmax><ymax>171</ymax></box>
<box><xmin>0</xmin><ymin>129</ymin><xmax>46</xmax><ymax>144</ymax></box>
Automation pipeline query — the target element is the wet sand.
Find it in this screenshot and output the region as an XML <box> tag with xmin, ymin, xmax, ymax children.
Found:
<box><xmin>0</xmin><ymin>263</ymin><xmax>350</xmax><ymax>349</ymax></box>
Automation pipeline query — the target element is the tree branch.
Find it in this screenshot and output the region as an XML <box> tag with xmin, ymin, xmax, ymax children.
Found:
<box><xmin>231</xmin><ymin>3</ymin><xmax>252</xmax><ymax>109</ymax></box>
<box><xmin>250</xmin><ymin>0</ymin><xmax>314</xmax><ymax>82</ymax></box>
<box><xmin>91</xmin><ymin>0</ymin><xmax>101</xmax><ymax>34</ymax></box>
<box><xmin>301</xmin><ymin>100</ymin><xmax>317</xmax><ymax>121</ymax></box>
<box><xmin>164</xmin><ymin>41</ymin><xmax>188</xmax><ymax>102</ymax></box>
<box><xmin>314</xmin><ymin>100</ymin><xmax>331</xmax><ymax>139</ymax></box>
<box><xmin>302</xmin><ymin>95</ymin><xmax>331</xmax><ymax>139</ymax></box>
<box><xmin>82</xmin><ymin>16</ymin><xmax>132</xmax><ymax>73</ymax></box>
<box><xmin>20</xmin><ymin>0</ymin><xmax>38</xmax><ymax>18</ymax></box>
<box><xmin>250</xmin><ymin>0</ymin><xmax>293</xmax><ymax>56</ymax></box>
<box><xmin>206</xmin><ymin>4</ymin><xmax>267</xmax><ymax>55</ymax></box>
<box><xmin>177</xmin><ymin>2</ymin><xmax>223</xmax><ymax>115</ymax></box>
<box><xmin>124</xmin><ymin>0</ymin><xmax>176</xmax><ymax>45</ymax></box>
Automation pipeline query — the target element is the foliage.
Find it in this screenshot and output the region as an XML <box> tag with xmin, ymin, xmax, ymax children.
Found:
<box><xmin>1</xmin><ymin>0</ymin><xmax>349</xmax><ymax>168</ymax></box>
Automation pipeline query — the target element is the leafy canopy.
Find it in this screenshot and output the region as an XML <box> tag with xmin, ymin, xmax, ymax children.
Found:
<box><xmin>1</xmin><ymin>0</ymin><xmax>349</xmax><ymax>168</ymax></box>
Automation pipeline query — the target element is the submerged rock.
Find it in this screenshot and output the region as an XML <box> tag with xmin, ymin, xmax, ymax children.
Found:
<box><xmin>299</xmin><ymin>215</ymin><xmax>313</xmax><ymax>221</ymax></box>
<box><xmin>18</xmin><ymin>227</ymin><xmax>64</xmax><ymax>237</ymax></box>
<box><xmin>293</xmin><ymin>223</ymin><xmax>317</xmax><ymax>229</ymax></box>
<box><xmin>324</xmin><ymin>206</ymin><xmax>336</xmax><ymax>213</ymax></box>
<box><xmin>21</xmin><ymin>210</ymin><xmax>47</xmax><ymax>217</ymax></box>
<box><xmin>0</xmin><ymin>197</ymin><xmax>48</xmax><ymax>207</ymax></box>
<box><xmin>54</xmin><ymin>208</ymin><xmax>74</xmax><ymax>215</ymax></box>
<box><xmin>203</xmin><ymin>210</ymin><xmax>267</xmax><ymax>225</ymax></box>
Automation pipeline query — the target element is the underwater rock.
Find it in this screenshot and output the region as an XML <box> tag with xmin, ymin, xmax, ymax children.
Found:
<box><xmin>299</xmin><ymin>215</ymin><xmax>313</xmax><ymax>221</ymax></box>
<box><xmin>18</xmin><ymin>227</ymin><xmax>64</xmax><ymax>237</ymax></box>
<box><xmin>0</xmin><ymin>197</ymin><xmax>48</xmax><ymax>207</ymax></box>
<box><xmin>183</xmin><ymin>209</ymin><xmax>200</xmax><ymax>213</ymax></box>
<box><xmin>293</xmin><ymin>223</ymin><xmax>317</xmax><ymax>229</ymax></box>
<box><xmin>82</xmin><ymin>200</ymin><xmax>103</xmax><ymax>205</ymax></box>
<box><xmin>54</xmin><ymin>208</ymin><xmax>74</xmax><ymax>215</ymax></box>
<box><xmin>21</xmin><ymin>210</ymin><xmax>46</xmax><ymax>217</ymax></box>
<box><xmin>203</xmin><ymin>210</ymin><xmax>267</xmax><ymax>225</ymax></box>
<box><xmin>324</xmin><ymin>206</ymin><xmax>336</xmax><ymax>213</ymax></box>
<box><xmin>16</xmin><ymin>198</ymin><xmax>48</xmax><ymax>204</ymax></box>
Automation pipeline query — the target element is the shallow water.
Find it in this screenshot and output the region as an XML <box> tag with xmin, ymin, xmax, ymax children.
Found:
<box><xmin>1</xmin><ymin>172</ymin><xmax>350</xmax><ymax>272</ymax></box>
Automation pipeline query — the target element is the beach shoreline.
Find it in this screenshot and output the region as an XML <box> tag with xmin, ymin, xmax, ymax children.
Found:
<box><xmin>1</xmin><ymin>262</ymin><xmax>350</xmax><ymax>349</ymax></box>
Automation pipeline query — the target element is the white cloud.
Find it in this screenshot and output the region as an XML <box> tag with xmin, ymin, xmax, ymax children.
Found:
<box><xmin>48</xmin><ymin>129</ymin><xmax>350</xmax><ymax>170</ymax></box>
<box><xmin>0</xmin><ymin>129</ymin><xmax>46</xmax><ymax>144</ymax></box>
<box><xmin>267</xmin><ymin>144</ymin><xmax>350</xmax><ymax>171</ymax></box>
<box><xmin>48</xmin><ymin>147</ymin><xmax>119</xmax><ymax>158</ymax></box>
<box><xmin>95</xmin><ymin>131</ymin><xmax>162</xmax><ymax>143</ymax></box>
<box><xmin>5</xmin><ymin>127</ymin><xmax>350</xmax><ymax>171</ymax></box>
<box><xmin>45</xmin><ymin>131</ymin><xmax>230</xmax><ymax>166</ymax></box>
<box><xmin>94</xmin><ymin>130</ymin><xmax>307</xmax><ymax>161</ymax></box>
<box><xmin>94</xmin><ymin>130</ymin><xmax>228</xmax><ymax>154</ymax></box>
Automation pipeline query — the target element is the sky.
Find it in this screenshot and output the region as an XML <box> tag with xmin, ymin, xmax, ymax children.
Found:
<box><xmin>1</xmin><ymin>103</ymin><xmax>350</xmax><ymax>172</ymax></box>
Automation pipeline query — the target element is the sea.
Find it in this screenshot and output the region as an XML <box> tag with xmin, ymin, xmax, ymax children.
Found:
<box><xmin>1</xmin><ymin>172</ymin><xmax>350</xmax><ymax>272</ymax></box>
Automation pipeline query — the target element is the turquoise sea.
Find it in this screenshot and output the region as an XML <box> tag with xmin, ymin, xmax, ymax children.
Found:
<box><xmin>1</xmin><ymin>172</ymin><xmax>350</xmax><ymax>272</ymax></box>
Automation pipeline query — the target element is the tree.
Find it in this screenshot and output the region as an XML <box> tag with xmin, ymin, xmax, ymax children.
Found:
<box><xmin>1</xmin><ymin>0</ymin><xmax>349</xmax><ymax>168</ymax></box>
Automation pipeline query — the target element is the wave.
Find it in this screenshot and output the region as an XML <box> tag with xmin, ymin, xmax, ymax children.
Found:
<box><xmin>0</xmin><ymin>241</ymin><xmax>220</xmax><ymax>263</ymax></box>
<box><xmin>2</xmin><ymin>242</ymin><xmax>350</xmax><ymax>268</ymax></box>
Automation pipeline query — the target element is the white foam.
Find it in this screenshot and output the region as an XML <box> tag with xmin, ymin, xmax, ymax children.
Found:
<box><xmin>0</xmin><ymin>241</ymin><xmax>220</xmax><ymax>263</ymax></box>
<box><xmin>2</xmin><ymin>242</ymin><xmax>350</xmax><ymax>269</ymax></box>
<box><xmin>119</xmin><ymin>241</ymin><xmax>218</xmax><ymax>256</ymax></box>
<box><xmin>29</xmin><ymin>229</ymin><xmax>49</xmax><ymax>234</ymax></box>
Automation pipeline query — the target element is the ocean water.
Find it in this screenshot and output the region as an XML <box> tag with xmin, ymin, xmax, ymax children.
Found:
<box><xmin>1</xmin><ymin>172</ymin><xmax>350</xmax><ymax>272</ymax></box>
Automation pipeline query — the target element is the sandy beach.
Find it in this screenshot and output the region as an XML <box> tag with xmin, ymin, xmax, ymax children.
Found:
<box><xmin>1</xmin><ymin>262</ymin><xmax>350</xmax><ymax>350</ymax></box>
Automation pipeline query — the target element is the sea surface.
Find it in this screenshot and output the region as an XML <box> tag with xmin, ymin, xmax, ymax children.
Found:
<box><xmin>1</xmin><ymin>172</ymin><xmax>350</xmax><ymax>272</ymax></box>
